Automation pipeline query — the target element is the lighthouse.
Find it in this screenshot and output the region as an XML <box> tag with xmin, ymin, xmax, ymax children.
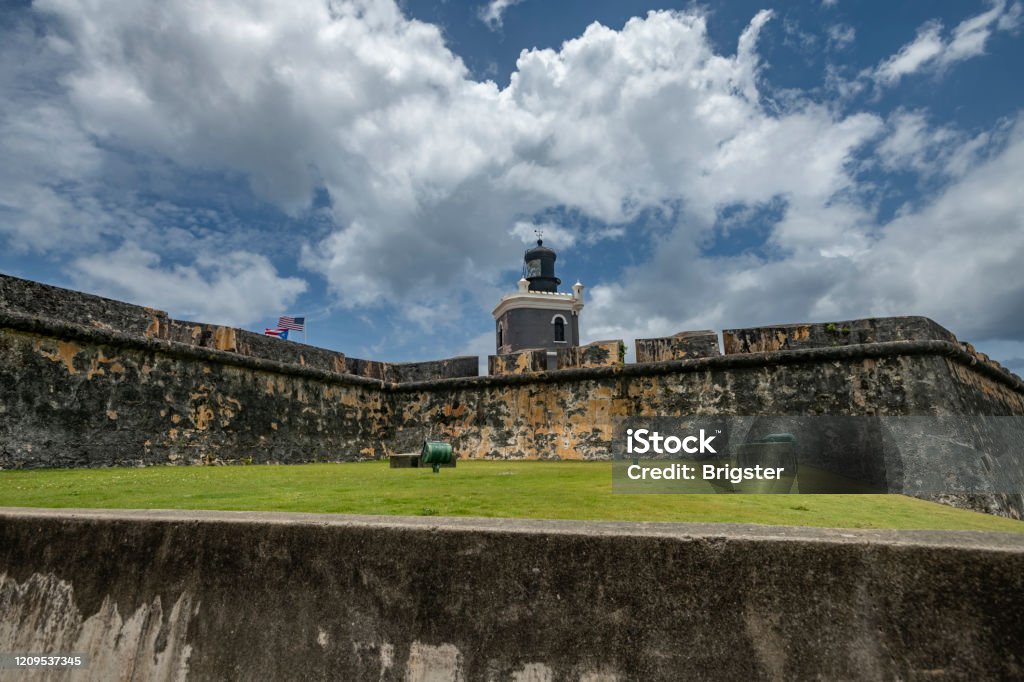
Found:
<box><xmin>492</xmin><ymin>239</ymin><xmax>584</xmax><ymax>356</ymax></box>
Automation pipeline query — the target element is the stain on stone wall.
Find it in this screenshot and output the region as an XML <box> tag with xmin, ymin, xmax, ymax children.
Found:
<box><xmin>385</xmin><ymin>357</ymin><xmax>480</xmax><ymax>383</ymax></box>
<box><xmin>0</xmin><ymin>572</ymin><xmax>193</xmax><ymax>682</ymax></box>
<box><xmin>344</xmin><ymin>355</ymin><xmax>480</xmax><ymax>383</ymax></box>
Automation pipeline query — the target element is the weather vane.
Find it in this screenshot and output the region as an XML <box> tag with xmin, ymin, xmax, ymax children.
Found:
<box><xmin>534</xmin><ymin>228</ymin><xmax>543</xmax><ymax>244</ymax></box>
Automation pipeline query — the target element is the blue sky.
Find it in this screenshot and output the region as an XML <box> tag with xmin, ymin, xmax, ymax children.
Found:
<box><xmin>1</xmin><ymin>0</ymin><xmax>1023</xmax><ymax>371</ymax></box>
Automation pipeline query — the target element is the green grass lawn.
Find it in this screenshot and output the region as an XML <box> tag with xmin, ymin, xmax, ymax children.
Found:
<box><xmin>0</xmin><ymin>460</ymin><xmax>1021</xmax><ymax>532</ymax></box>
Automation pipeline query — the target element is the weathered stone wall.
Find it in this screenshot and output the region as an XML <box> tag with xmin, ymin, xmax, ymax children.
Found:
<box><xmin>488</xmin><ymin>340</ymin><xmax>622</xmax><ymax>376</ymax></box>
<box><xmin>169</xmin><ymin>319</ymin><xmax>349</xmax><ymax>374</ymax></box>
<box><xmin>392</xmin><ymin>347</ymin><xmax>989</xmax><ymax>460</ymax></box>
<box><xmin>556</xmin><ymin>339</ymin><xmax>622</xmax><ymax>369</ymax></box>
<box><xmin>5</xmin><ymin>298</ymin><xmax>1024</xmax><ymax>469</ymax></box>
<box><xmin>488</xmin><ymin>348</ymin><xmax>548</xmax><ymax>376</ymax></box>
<box><xmin>1</xmin><ymin>509</ymin><xmax>1022</xmax><ymax>681</ymax></box>
<box><xmin>0</xmin><ymin>274</ymin><xmax>474</xmax><ymax>383</ymax></box>
<box><xmin>635</xmin><ymin>330</ymin><xmax>721</xmax><ymax>363</ymax></box>
<box><xmin>723</xmin><ymin>316</ymin><xmax>958</xmax><ymax>354</ymax></box>
<box><xmin>344</xmin><ymin>355</ymin><xmax>481</xmax><ymax>383</ymax></box>
<box><xmin>0</xmin><ymin>313</ymin><xmax>390</xmax><ymax>467</ymax></box>
<box><xmin>0</xmin><ymin>273</ymin><xmax>169</xmax><ymax>339</ymax></box>
<box><xmin>3</xmin><ymin>273</ymin><xmax>1024</xmax><ymax>515</ymax></box>
<box><xmin>387</xmin><ymin>356</ymin><xmax>480</xmax><ymax>383</ymax></box>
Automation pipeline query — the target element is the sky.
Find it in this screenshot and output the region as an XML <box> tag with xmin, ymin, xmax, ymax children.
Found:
<box><xmin>1</xmin><ymin>0</ymin><xmax>1023</xmax><ymax>372</ymax></box>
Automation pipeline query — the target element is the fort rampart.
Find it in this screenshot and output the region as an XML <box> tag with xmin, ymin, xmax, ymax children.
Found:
<box><xmin>2</xmin><ymin>273</ymin><xmax>1024</xmax><ymax>514</ymax></box>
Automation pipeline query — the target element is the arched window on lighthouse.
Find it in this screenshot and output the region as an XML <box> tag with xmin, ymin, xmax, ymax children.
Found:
<box><xmin>552</xmin><ymin>315</ymin><xmax>566</xmax><ymax>342</ymax></box>
<box><xmin>497</xmin><ymin>323</ymin><xmax>503</xmax><ymax>350</ymax></box>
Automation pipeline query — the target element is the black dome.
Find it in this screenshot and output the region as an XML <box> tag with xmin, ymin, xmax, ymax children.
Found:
<box><xmin>523</xmin><ymin>239</ymin><xmax>561</xmax><ymax>292</ymax></box>
<box><xmin>525</xmin><ymin>239</ymin><xmax>557</xmax><ymax>260</ymax></box>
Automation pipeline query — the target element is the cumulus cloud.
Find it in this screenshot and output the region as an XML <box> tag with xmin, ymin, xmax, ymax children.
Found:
<box><xmin>3</xmin><ymin>0</ymin><xmax>1024</xmax><ymax>365</ymax></box>
<box><xmin>874</xmin><ymin>1</ymin><xmax>1020</xmax><ymax>86</ymax></box>
<box><xmin>0</xmin><ymin>16</ymin><xmax>107</xmax><ymax>251</ymax></box>
<box><xmin>839</xmin><ymin>119</ymin><xmax>1024</xmax><ymax>340</ymax></box>
<box><xmin>71</xmin><ymin>243</ymin><xmax>307</xmax><ymax>325</ymax></box>
<box><xmin>478</xmin><ymin>0</ymin><xmax>524</xmax><ymax>30</ymax></box>
<box><xmin>31</xmin><ymin>1</ymin><xmax>803</xmax><ymax>313</ymax></box>
<box><xmin>582</xmin><ymin>115</ymin><xmax>1024</xmax><ymax>353</ymax></box>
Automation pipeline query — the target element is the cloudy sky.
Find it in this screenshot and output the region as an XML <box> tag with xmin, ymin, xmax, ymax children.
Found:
<box><xmin>2</xmin><ymin>0</ymin><xmax>1023</xmax><ymax>371</ymax></box>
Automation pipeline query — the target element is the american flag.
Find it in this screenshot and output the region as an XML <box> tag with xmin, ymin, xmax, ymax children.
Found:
<box><xmin>277</xmin><ymin>316</ymin><xmax>305</xmax><ymax>331</ymax></box>
<box><xmin>264</xmin><ymin>328</ymin><xmax>289</xmax><ymax>339</ymax></box>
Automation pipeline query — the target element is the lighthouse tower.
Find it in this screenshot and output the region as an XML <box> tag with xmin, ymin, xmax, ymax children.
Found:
<box><xmin>492</xmin><ymin>239</ymin><xmax>584</xmax><ymax>356</ymax></box>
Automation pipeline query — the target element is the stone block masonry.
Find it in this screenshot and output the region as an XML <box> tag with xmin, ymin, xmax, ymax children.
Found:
<box><xmin>635</xmin><ymin>330</ymin><xmax>721</xmax><ymax>363</ymax></box>
<box><xmin>1</xmin><ymin>508</ymin><xmax>1023</xmax><ymax>681</ymax></box>
<box><xmin>2</xmin><ymin>272</ymin><xmax>1024</xmax><ymax>515</ymax></box>
<box><xmin>0</xmin><ymin>311</ymin><xmax>390</xmax><ymax>466</ymax></box>
<box><xmin>722</xmin><ymin>316</ymin><xmax>959</xmax><ymax>354</ymax></box>
<box><xmin>556</xmin><ymin>339</ymin><xmax>623</xmax><ymax>369</ymax></box>
<box><xmin>488</xmin><ymin>339</ymin><xmax>624</xmax><ymax>376</ymax></box>
<box><xmin>487</xmin><ymin>347</ymin><xmax>548</xmax><ymax>376</ymax></box>
<box><xmin>0</xmin><ymin>273</ymin><xmax>171</xmax><ymax>339</ymax></box>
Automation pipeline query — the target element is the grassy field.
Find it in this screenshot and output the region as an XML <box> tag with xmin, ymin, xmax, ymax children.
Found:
<box><xmin>0</xmin><ymin>460</ymin><xmax>1021</xmax><ymax>532</ymax></box>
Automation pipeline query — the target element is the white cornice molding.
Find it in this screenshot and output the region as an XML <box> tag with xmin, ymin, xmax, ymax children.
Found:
<box><xmin>492</xmin><ymin>291</ymin><xmax>584</xmax><ymax>320</ymax></box>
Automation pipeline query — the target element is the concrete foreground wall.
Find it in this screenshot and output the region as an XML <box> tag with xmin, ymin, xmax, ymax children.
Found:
<box><xmin>0</xmin><ymin>508</ymin><xmax>1022</xmax><ymax>681</ymax></box>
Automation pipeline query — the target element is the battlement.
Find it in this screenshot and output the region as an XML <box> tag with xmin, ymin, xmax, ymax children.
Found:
<box><xmin>2</xmin><ymin>270</ymin><xmax>1023</xmax><ymax>397</ymax></box>
<box><xmin>0</xmin><ymin>273</ymin><xmax>477</xmax><ymax>383</ymax></box>
<box><xmin>488</xmin><ymin>340</ymin><xmax>623</xmax><ymax>375</ymax></box>
<box><xmin>9</xmin><ymin>272</ymin><xmax>1015</xmax><ymax>386</ymax></box>
<box><xmin>635</xmin><ymin>330</ymin><xmax>720</xmax><ymax>363</ymax></box>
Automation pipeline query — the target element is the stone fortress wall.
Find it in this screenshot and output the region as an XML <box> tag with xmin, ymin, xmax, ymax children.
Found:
<box><xmin>2</xmin><ymin>272</ymin><xmax>1023</xmax><ymax>514</ymax></box>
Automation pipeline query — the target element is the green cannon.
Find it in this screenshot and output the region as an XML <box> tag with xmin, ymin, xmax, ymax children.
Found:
<box><xmin>420</xmin><ymin>441</ymin><xmax>454</xmax><ymax>473</ymax></box>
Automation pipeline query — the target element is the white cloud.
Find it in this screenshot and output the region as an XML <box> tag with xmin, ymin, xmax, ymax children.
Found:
<box><xmin>3</xmin><ymin>0</ymin><xmax>1024</xmax><ymax>365</ymax></box>
<box><xmin>510</xmin><ymin>221</ymin><xmax>577</xmax><ymax>249</ymax></box>
<box><xmin>0</xmin><ymin>17</ymin><xmax>107</xmax><ymax>251</ymax></box>
<box><xmin>478</xmin><ymin>0</ymin><xmax>524</xmax><ymax>30</ymax></box>
<box><xmin>874</xmin><ymin>21</ymin><xmax>946</xmax><ymax>86</ymax></box>
<box><xmin>71</xmin><ymin>243</ymin><xmax>308</xmax><ymax>326</ymax></box>
<box><xmin>827</xmin><ymin>23</ymin><xmax>856</xmax><ymax>50</ymax></box>
<box><xmin>876</xmin><ymin>110</ymin><xmax>959</xmax><ymax>174</ymax></box>
<box><xmin>845</xmin><ymin>119</ymin><xmax>1024</xmax><ymax>339</ymax></box>
<box><xmin>580</xmin><ymin>116</ymin><xmax>1024</xmax><ymax>348</ymax></box>
<box><xmin>874</xmin><ymin>1</ymin><xmax>1019</xmax><ymax>86</ymax></box>
<box><xmin>506</xmin><ymin>219</ymin><xmax>622</xmax><ymax>250</ymax></box>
